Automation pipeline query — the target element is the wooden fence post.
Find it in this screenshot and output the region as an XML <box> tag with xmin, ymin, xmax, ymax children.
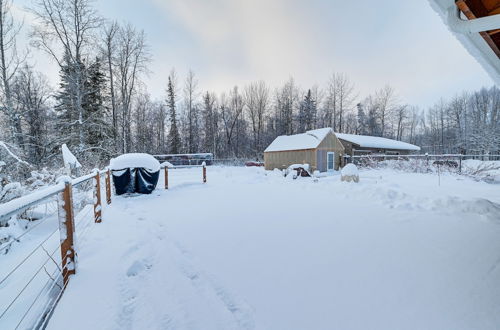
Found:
<box><xmin>57</xmin><ymin>180</ymin><xmax>76</xmax><ymax>287</ymax></box>
<box><xmin>164</xmin><ymin>167</ymin><xmax>169</xmax><ymax>189</ymax></box>
<box><xmin>203</xmin><ymin>164</ymin><xmax>207</xmax><ymax>183</ymax></box>
<box><xmin>93</xmin><ymin>171</ymin><xmax>102</xmax><ymax>223</ymax></box>
<box><xmin>105</xmin><ymin>169</ymin><xmax>112</xmax><ymax>205</ymax></box>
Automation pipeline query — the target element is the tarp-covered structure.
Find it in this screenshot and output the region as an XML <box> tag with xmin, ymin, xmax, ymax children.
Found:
<box><xmin>110</xmin><ymin>153</ymin><xmax>160</xmax><ymax>195</ymax></box>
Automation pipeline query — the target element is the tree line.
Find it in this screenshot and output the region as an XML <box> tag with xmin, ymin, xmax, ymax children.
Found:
<box><xmin>0</xmin><ymin>0</ymin><xmax>499</xmax><ymax>174</ymax></box>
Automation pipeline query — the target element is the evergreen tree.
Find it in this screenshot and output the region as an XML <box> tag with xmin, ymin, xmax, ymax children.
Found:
<box><xmin>356</xmin><ymin>102</ymin><xmax>367</xmax><ymax>135</ymax></box>
<box><xmin>166</xmin><ymin>75</ymin><xmax>181</xmax><ymax>154</ymax></box>
<box><xmin>54</xmin><ymin>51</ymin><xmax>86</xmax><ymax>150</ymax></box>
<box><xmin>83</xmin><ymin>57</ymin><xmax>113</xmax><ymax>159</ymax></box>
<box><xmin>298</xmin><ymin>89</ymin><xmax>316</xmax><ymax>132</ymax></box>
<box><xmin>202</xmin><ymin>92</ymin><xmax>217</xmax><ymax>154</ymax></box>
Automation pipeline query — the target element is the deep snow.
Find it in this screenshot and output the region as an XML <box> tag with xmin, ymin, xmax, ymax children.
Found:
<box><xmin>33</xmin><ymin>166</ymin><xmax>500</xmax><ymax>329</ymax></box>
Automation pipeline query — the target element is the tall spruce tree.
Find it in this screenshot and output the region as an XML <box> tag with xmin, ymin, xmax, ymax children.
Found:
<box><xmin>54</xmin><ymin>51</ymin><xmax>86</xmax><ymax>150</ymax></box>
<box><xmin>167</xmin><ymin>75</ymin><xmax>181</xmax><ymax>154</ymax></box>
<box><xmin>356</xmin><ymin>102</ymin><xmax>367</xmax><ymax>135</ymax></box>
<box><xmin>298</xmin><ymin>89</ymin><xmax>316</xmax><ymax>132</ymax></box>
<box><xmin>83</xmin><ymin>57</ymin><xmax>113</xmax><ymax>159</ymax></box>
<box><xmin>202</xmin><ymin>92</ymin><xmax>216</xmax><ymax>154</ymax></box>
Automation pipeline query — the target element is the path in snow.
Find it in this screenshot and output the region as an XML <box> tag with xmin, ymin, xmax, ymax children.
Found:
<box><xmin>46</xmin><ymin>167</ymin><xmax>500</xmax><ymax>330</ymax></box>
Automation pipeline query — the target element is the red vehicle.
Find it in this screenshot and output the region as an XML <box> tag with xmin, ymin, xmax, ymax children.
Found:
<box><xmin>245</xmin><ymin>161</ymin><xmax>264</xmax><ymax>167</ymax></box>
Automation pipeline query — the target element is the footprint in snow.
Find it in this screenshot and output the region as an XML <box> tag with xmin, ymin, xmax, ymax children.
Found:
<box><xmin>126</xmin><ymin>259</ymin><xmax>152</xmax><ymax>277</ymax></box>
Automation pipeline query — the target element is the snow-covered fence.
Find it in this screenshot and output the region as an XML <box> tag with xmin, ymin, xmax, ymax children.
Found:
<box><xmin>349</xmin><ymin>154</ymin><xmax>500</xmax><ymax>182</ymax></box>
<box><xmin>153</xmin><ymin>153</ymin><xmax>213</xmax><ymax>166</ymax></box>
<box><xmin>0</xmin><ymin>168</ymin><xmax>112</xmax><ymax>329</ymax></box>
<box><xmin>161</xmin><ymin>162</ymin><xmax>207</xmax><ymax>189</ymax></box>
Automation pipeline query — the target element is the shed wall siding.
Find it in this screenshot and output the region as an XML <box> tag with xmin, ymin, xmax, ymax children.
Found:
<box><xmin>316</xmin><ymin>132</ymin><xmax>345</xmax><ymax>170</ymax></box>
<box><xmin>264</xmin><ymin>149</ymin><xmax>316</xmax><ymax>171</ymax></box>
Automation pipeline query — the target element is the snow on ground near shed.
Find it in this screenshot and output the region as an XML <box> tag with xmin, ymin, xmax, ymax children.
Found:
<box><xmin>47</xmin><ymin>167</ymin><xmax>500</xmax><ymax>330</ymax></box>
<box><xmin>109</xmin><ymin>153</ymin><xmax>160</xmax><ymax>172</ymax></box>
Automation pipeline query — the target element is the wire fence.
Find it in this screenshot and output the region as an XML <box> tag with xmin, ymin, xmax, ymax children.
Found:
<box><xmin>347</xmin><ymin>154</ymin><xmax>500</xmax><ymax>178</ymax></box>
<box><xmin>0</xmin><ymin>169</ymin><xmax>110</xmax><ymax>329</ymax></box>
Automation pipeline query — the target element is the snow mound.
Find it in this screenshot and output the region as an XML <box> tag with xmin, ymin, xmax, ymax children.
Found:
<box><xmin>341</xmin><ymin>163</ymin><xmax>359</xmax><ymax>176</ymax></box>
<box><xmin>61</xmin><ymin>144</ymin><xmax>81</xmax><ymax>169</ymax></box>
<box><xmin>110</xmin><ymin>153</ymin><xmax>160</xmax><ymax>172</ymax></box>
<box><xmin>341</xmin><ymin>164</ymin><xmax>359</xmax><ymax>183</ymax></box>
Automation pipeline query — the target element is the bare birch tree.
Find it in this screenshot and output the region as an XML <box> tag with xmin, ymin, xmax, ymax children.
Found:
<box><xmin>244</xmin><ymin>80</ymin><xmax>269</xmax><ymax>156</ymax></box>
<box><xmin>0</xmin><ymin>0</ymin><xmax>26</xmax><ymax>148</ymax></box>
<box><xmin>101</xmin><ymin>21</ymin><xmax>119</xmax><ymax>144</ymax></box>
<box><xmin>30</xmin><ymin>0</ymin><xmax>101</xmax><ymax>152</ymax></box>
<box><xmin>183</xmin><ymin>70</ymin><xmax>199</xmax><ymax>153</ymax></box>
<box><xmin>114</xmin><ymin>23</ymin><xmax>149</xmax><ymax>153</ymax></box>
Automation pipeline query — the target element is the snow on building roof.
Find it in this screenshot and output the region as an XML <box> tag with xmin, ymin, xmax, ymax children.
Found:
<box><xmin>335</xmin><ymin>133</ymin><xmax>421</xmax><ymax>151</ymax></box>
<box><xmin>429</xmin><ymin>0</ymin><xmax>500</xmax><ymax>84</ymax></box>
<box><xmin>264</xmin><ymin>128</ymin><xmax>334</xmax><ymax>152</ymax></box>
<box><xmin>110</xmin><ymin>153</ymin><xmax>160</xmax><ymax>172</ymax></box>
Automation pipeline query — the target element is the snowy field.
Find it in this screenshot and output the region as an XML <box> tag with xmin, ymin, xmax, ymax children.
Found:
<box><xmin>29</xmin><ymin>166</ymin><xmax>500</xmax><ymax>329</ymax></box>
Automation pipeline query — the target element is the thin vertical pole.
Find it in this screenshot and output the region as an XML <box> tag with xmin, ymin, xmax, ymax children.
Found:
<box><xmin>164</xmin><ymin>167</ymin><xmax>169</xmax><ymax>189</ymax></box>
<box><xmin>203</xmin><ymin>164</ymin><xmax>207</xmax><ymax>183</ymax></box>
<box><xmin>105</xmin><ymin>169</ymin><xmax>112</xmax><ymax>205</ymax></box>
<box><xmin>57</xmin><ymin>181</ymin><xmax>76</xmax><ymax>286</ymax></box>
<box><xmin>93</xmin><ymin>172</ymin><xmax>102</xmax><ymax>223</ymax></box>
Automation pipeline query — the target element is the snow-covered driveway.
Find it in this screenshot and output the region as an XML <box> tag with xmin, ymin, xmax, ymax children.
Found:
<box><xmin>47</xmin><ymin>167</ymin><xmax>500</xmax><ymax>330</ymax></box>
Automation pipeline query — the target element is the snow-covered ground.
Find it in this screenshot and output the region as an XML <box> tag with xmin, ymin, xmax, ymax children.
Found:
<box><xmin>22</xmin><ymin>166</ymin><xmax>500</xmax><ymax>329</ymax></box>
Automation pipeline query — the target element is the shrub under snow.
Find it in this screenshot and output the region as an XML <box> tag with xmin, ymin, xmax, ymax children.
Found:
<box><xmin>341</xmin><ymin>163</ymin><xmax>359</xmax><ymax>183</ymax></box>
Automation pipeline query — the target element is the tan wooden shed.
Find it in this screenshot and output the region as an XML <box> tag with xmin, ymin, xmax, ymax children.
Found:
<box><xmin>264</xmin><ymin>128</ymin><xmax>345</xmax><ymax>172</ymax></box>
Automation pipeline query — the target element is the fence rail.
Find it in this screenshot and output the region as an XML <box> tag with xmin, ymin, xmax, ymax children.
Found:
<box><xmin>348</xmin><ymin>153</ymin><xmax>500</xmax><ymax>175</ymax></box>
<box><xmin>0</xmin><ymin>168</ymin><xmax>112</xmax><ymax>329</ymax></box>
<box><xmin>350</xmin><ymin>154</ymin><xmax>500</xmax><ymax>159</ymax></box>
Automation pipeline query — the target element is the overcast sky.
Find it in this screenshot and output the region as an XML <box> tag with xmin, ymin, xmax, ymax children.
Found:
<box><xmin>15</xmin><ymin>0</ymin><xmax>495</xmax><ymax>108</ymax></box>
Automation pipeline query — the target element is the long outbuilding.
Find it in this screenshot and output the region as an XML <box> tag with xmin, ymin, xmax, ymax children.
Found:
<box><xmin>336</xmin><ymin>133</ymin><xmax>421</xmax><ymax>155</ymax></box>
<box><xmin>264</xmin><ymin>128</ymin><xmax>420</xmax><ymax>172</ymax></box>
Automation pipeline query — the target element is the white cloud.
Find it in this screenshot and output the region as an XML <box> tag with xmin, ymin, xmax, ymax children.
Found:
<box><xmin>150</xmin><ymin>0</ymin><xmax>493</xmax><ymax>107</ymax></box>
<box><xmin>8</xmin><ymin>0</ymin><xmax>495</xmax><ymax>108</ymax></box>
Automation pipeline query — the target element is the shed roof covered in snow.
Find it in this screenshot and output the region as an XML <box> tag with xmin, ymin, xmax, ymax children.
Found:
<box><xmin>110</xmin><ymin>153</ymin><xmax>160</xmax><ymax>172</ymax></box>
<box><xmin>335</xmin><ymin>133</ymin><xmax>421</xmax><ymax>151</ymax></box>
<box><xmin>264</xmin><ymin>128</ymin><xmax>334</xmax><ymax>152</ymax></box>
<box><xmin>429</xmin><ymin>0</ymin><xmax>500</xmax><ymax>84</ymax></box>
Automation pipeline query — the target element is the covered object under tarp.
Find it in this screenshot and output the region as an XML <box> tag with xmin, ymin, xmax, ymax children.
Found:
<box><xmin>110</xmin><ymin>153</ymin><xmax>160</xmax><ymax>195</ymax></box>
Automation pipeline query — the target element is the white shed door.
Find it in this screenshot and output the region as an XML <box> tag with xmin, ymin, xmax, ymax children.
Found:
<box><xmin>327</xmin><ymin>152</ymin><xmax>335</xmax><ymax>171</ymax></box>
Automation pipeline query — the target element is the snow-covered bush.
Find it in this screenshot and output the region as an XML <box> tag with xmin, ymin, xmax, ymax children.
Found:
<box><xmin>462</xmin><ymin>160</ymin><xmax>500</xmax><ymax>183</ymax></box>
<box><xmin>341</xmin><ymin>164</ymin><xmax>359</xmax><ymax>183</ymax></box>
<box><xmin>24</xmin><ymin>169</ymin><xmax>59</xmax><ymax>190</ymax></box>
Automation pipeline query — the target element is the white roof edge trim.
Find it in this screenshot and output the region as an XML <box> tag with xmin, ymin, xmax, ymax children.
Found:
<box><xmin>428</xmin><ymin>0</ymin><xmax>500</xmax><ymax>85</ymax></box>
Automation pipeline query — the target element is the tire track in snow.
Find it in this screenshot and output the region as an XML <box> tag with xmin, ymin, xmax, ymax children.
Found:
<box><xmin>112</xmin><ymin>202</ymin><xmax>256</xmax><ymax>330</ymax></box>
<box><xmin>170</xmin><ymin>240</ymin><xmax>256</xmax><ymax>330</ymax></box>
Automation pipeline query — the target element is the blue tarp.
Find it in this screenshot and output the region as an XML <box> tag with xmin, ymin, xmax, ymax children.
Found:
<box><xmin>112</xmin><ymin>168</ymin><xmax>159</xmax><ymax>195</ymax></box>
